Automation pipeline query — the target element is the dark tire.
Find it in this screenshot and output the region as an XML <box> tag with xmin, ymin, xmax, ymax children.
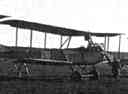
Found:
<box><xmin>71</xmin><ymin>71</ymin><xmax>81</xmax><ymax>81</ymax></box>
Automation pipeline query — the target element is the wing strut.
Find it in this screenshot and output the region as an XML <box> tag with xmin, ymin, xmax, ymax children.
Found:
<box><xmin>107</xmin><ymin>37</ymin><xmax>110</xmax><ymax>51</ymax></box>
<box><xmin>44</xmin><ymin>32</ymin><xmax>47</xmax><ymax>48</ymax></box>
<box><xmin>30</xmin><ymin>29</ymin><xmax>33</xmax><ymax>48</ymax></box>
<box><xmin>15</xmin><ymin>27</ymin><xmax>18</xmax><ymax>47</ymax></box>
<box><xmin>118</xmin><ymin>35</ymin><xmax>121</xmax><ymax>59</ymax></box>
<box><xmin>104</xmin><ymin>36</ymin><xmax>107</xmax><ymax>51</ymax></box>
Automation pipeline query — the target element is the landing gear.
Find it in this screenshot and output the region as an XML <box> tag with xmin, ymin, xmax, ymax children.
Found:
<box><xmin>71</xmin><ymin>71</ymin><xmax>81</xmax><ymax>81</ymax></box>
<box><xmin>14</xmin><ymin>63</ymin><xmax>31</xmax><ymax>78</ymax></box>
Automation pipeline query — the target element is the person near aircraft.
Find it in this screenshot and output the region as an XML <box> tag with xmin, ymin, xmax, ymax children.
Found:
<box><xmin>112</xmin><ymin>58</ymin><xmax>121</xmax><ymax>79</ymax></box>
<box><xmin>89</xmin><ymin>66</ymin><xmax>99</xmax><ymax>80</ymax></box>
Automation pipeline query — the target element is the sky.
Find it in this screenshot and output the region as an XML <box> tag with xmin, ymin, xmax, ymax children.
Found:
<box><xmin>0</xmin><ymin>0</ymin><xmax>128</xmax><ymax>52</ymax></box>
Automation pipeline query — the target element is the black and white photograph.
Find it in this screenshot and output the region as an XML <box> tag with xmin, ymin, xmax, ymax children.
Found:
<box><xmin>0</xmin><ymin>0</ymin><xmax>128</xmax><ymax>94</ymax></box>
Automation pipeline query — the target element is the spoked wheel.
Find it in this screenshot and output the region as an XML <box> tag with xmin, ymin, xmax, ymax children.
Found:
<box><xmin>70</xmin><ymin>71</ymin><xmax>81</xmax><ymax>81</ymax></box>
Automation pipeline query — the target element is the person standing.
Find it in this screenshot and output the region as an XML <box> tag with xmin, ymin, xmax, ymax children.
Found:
<box><xmin>112</xmin><ymin>59</ymin><xmax>120</xmax><ymax>79</ymax></box>
<box><xmin>89</xmin><ymin>66</ymin><xmax>99</xmax><ymax>80</ymax></box>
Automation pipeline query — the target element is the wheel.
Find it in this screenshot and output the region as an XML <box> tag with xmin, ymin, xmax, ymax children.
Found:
<box><xmin>71</xmin><ymin>71</ymin><xmax>81</xmax><ymax>81</ymax></box>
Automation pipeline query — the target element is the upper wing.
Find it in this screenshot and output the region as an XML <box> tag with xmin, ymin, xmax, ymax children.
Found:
<box><xmin>0</xmin><ymin>19</ymin><xmax>122</xmax><ymax>37</ymax></box>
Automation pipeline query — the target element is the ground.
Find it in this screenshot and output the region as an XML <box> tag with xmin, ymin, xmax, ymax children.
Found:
<box><xmin>0</xmin><ymin>77</ymin><xmax>128</xmax><ymax>94</ymax></box>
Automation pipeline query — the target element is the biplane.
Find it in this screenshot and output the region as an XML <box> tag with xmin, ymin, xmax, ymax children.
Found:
<box><xmin>0</xmin><ymin>17</ymin><xmax>124</xmax><ymax>80</ymax></box>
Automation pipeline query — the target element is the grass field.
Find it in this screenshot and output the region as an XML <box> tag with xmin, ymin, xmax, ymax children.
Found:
<box><xmin>0</xmin><ymin>77</ymin><xmax>127</xmax><ymax>94</ymax></box>
<box><xmin>0</xmin><ymin>61</ymin><xmax>127</xmax><ymax>94</ymax></box>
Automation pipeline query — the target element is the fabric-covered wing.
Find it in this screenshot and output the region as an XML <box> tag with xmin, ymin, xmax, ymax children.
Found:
<box><xmin>0</xmin><ymin>15</ymin><xmax>10</xmax><ymax>19</ymax></box>
<box><xmin>0</xmin><ymin>19</ymin><xmax>122</xmax><ymax>37</ymax></box>
<box><xmin>0</xmin><ymin>19</ymin><xmax>90</xmax><ymax>37</ymax></box>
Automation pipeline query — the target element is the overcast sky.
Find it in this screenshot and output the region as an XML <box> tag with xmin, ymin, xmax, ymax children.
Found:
<box><xmin>0</xmin><ymin>0</ymin><xmax>128</xmax><ymax>52</ymax></box>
